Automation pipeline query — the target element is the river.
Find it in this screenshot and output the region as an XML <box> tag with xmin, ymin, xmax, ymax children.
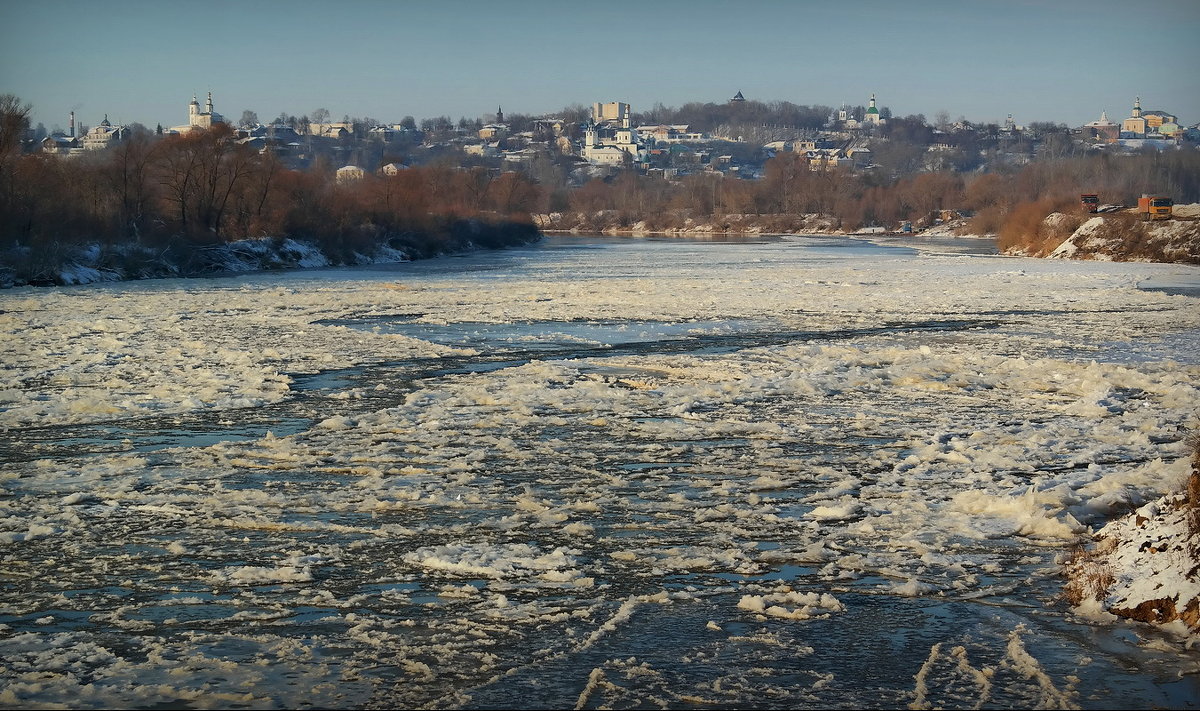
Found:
<box><xmin>1</xmin><ymin>235</ymin><xmax>1199</xmax><ymax>709</ymax></box>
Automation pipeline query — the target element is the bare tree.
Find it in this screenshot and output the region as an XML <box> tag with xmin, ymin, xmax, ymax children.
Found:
<box><xmin>156</xmin><ymin>124</ymin><xmax>257</xmax><ymax>241</ymax></box>
<box><xmin>107</xmin><ymin>132</ymin><xmax>159</xmax><ymax>241</ymax></box>
<box><xmin>762</xmin><ymin>152</ymin><xmax>808</xmax><ymax>214</ymax></box>
<box><xmin>0</xmin><ymin>94</ymin><xmax>31</xmax><ymax>158</ymax></box>
<box><xmin>0</xmin><ymin>94</ymin><xmax>33</xmax><ymax>242</ymax></box>
<box><xmin>485</xmin><ymin>171</ymin><xmax>541</xmax><ymax>215</ymax></box>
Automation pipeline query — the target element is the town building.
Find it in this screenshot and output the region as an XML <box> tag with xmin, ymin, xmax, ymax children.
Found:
<box><xmin>863</xmin><ymin>93</ymin><xmax>883</xmax><ymax>126</ymax></box>
<box><xmin>530</xmin><ymin>118</ymin><xmax>573</xmax><ymax>154</ymax></box>
<box><xmin>464</xmin><ymin>142</ymin><xmax>500</xmax><ymax>157</ymax></box>
<box><xmin>169</xmin><ymin>92</ymin><xmax>225</xmax><ymax>133</ymax></box>
<box><xmin>531</xmin><ymin>118</ymin><xmax>568</xmax><ymax>136</ymax></box>
<box><xmin>309</xmin><ymin>122</ymin><xmax>353</xmax><ymax>139</ymax></box>
<box><xmin>806</xmin><ymin>148</ymin><xmax>853</xmax><ymax>170</ymax></box>
<box><xmin>479</xmin><ymin>124</ymin><xmax>508</xmax><ymax>140</ymax></box>
<box><xmin>41</xmin><ymin>134</ymin><xmax>80</xmax><ymax>156</ymax></box>
<box><xmin>479</xmin><ymin>107</ymin><xmax>509</xmax><ymax>140</ymax></box>
<box><xmin>1157</xmin><ymin>119</ymin><xmax>1183</xmax><ymax>138</ymax></box>
<box><xmin>1142</xmin><ymin>109</ymin><xmax>1177</xmax><ymax>132</ymax></box>
<box><xmin>335</xmin><ymin>165</ymin><xmax>365</xmax><ymax>183</ymax></box>
<box><xmin>366</xmin><ymin>125</ymin><xmax>397</xmax><ymax>141</ymax></box>
<box><xmin>233</xmin><ymin>123</ymin><xmax>305</xmax><ymax>157</ymax></box>
<box><xmin>80</xmin><ymin>115</ymin><xmax>128</xmax><ymax>150</ymax></box>
<box><xmin>581</xmin><ymin>102</ymin><xmax>645</xmax><ymax>166</ymax></box>
<box><xmin>847</xmin><ymin>145</ymin><xmax>873</xmax><ymax>168</ymax></box>
<box><xmin>502</xmin><ymin>146</ymin><xmax>547</xmax><ymax>168</ymax></box>
<box><xmin>635</xmin><ymin>124</ymin><xmax>707</xmax><ymax>144</ymax></box>
<box><xmin>1081</xmin><ymin>111</ymin><xmax>1120</xmax><ymax>143</ymax></box>
<box><xmin>1122</xmin><ymin>96</ymin><xmax>1147</xmax><ymax>136</ymax></box>
<box><xmin>592</xmin><ymin>102</ymin><xmax>630</xmax><ymax>124</ymax></box>
<box><xmin>41</xmin><ymin>110</ymin><xmax>83</xmax><ymax>155</ymax></box>
<box><xmin>1120</xmin><ymin>97</ymin><xmax>1182</xmax><ymax>140</ymax></box>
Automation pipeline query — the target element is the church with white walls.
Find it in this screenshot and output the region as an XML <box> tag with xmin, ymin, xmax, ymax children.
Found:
<box><xmin>581</xmin><ymin>102</ymin><xmax>645</xmax><ymax>165</ymax></box>
<box><xmin>168</xmin><ymin>92</ymin><xmax>226</xmax><ymax>133</ymax></box>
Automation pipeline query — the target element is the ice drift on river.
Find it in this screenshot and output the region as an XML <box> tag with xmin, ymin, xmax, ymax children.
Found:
<box><xmin>1</xmin><ymin>235</ymin><xmax>1198</xmax><ymax>709</ymax></box>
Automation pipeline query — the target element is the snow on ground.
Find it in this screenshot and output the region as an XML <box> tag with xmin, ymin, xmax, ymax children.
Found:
<box><xmin>1067</xmin><ymin>444</ymin><xmax>1200</xmax><ymax>635</ymax></box>
<box><xmin>918</xmin><ymin>220</ymin><xmax>970</xmax><ymax>237</ymax></box>
<box><xmin>1087</xmin><ymin>493</ymin><xmax>1200</xmax><ymax>631</ymax></box>
<box><xmin>1171</xmin><ymin>203</ymin><xmax>1200</xmax><ymax>220</ymax></box>
<box><xmin>1</xmin><ymin>237</ymin><xmax>1199</xmax><ymax>708</ymax></box>
<box><xmin>1048</xmin><ymin>208</ymin><xmax>1200</xmax><ymax>263</ymax></box>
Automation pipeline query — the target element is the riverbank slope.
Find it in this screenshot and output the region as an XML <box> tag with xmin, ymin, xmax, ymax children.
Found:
<box><xmin>1008</xmin><ymin>204</ymin><xmax>1200</xmax><ymax>264</ymax></box>
<box><xmin>1065</xmin><ymin>438</ymin><xmax>1200</xmax><ymax>636</ymax></box>
<box><xmin>0</xmin><ymin>220</ymin><xmax>541</xmax><ymax>288</ymax></box>
<box><xmin>537</xmin><ymin>206</ymin><xmax>1200</xmax><ymax>265</ymax></box>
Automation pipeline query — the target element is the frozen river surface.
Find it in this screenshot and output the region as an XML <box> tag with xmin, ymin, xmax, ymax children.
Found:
<box><xmin>2</xmin><ymin>235</ymin><xmax>1199</xmax><ymax>709</ymax></box>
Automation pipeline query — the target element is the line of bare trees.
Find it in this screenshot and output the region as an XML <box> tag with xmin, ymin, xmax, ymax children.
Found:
<box><xmin>1</xmin><ymin>110</ymin><xmax>546</xmax><ymax>280</ymax></box>
<box><xmin>555</xmin><ymin>149</ymin><xmax>1200</xmax><ymax>238</ymax></box>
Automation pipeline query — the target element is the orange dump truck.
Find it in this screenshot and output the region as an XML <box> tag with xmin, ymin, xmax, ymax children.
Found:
<box><xmin>1080</xmin><ymin>194</ymin><xmax>1099</xmax><ymax>213</ymax></box>
<box><xmin>1138</xmin><ymin>195</ymin><xmax>1173</xmax><ymax>220</ymax></box>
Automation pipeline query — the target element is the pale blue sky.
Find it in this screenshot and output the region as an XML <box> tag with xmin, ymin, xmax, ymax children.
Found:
<box><xmin>2</xmin><ymin>0</ymin><xmax>1197</xmax><ymax>132</ymax></box>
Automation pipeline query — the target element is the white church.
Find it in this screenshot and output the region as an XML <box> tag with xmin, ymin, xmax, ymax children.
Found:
<box><xmin>168</xmin><ymin>92</ymin><xmax>226</xmax><ymax>133</ymax></box>
<box><xmin>835</xmin><ymin>94</ymin><xmax>885</xmax><ymax>130</ymax></box>
<box><xmin>580</xmin><ymin>102</ymin><xmax>645</xmax><ymax>166</ymax></box>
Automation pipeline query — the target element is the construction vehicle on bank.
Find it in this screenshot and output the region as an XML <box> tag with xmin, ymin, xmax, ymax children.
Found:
<box><xmin>1137</xmin><ymin>195</ymin><xmax>1173</xmax><ymax>221</ymax></box>
<box><xmin>1080</xmin><ymin>194</ymin><xmax>1099</xmax><ymax>213</ymax></box>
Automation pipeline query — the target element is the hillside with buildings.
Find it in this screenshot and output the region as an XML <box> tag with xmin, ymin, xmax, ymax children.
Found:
<box><xmin>27</xmin><ymin>90</ymin><xmax>1198</xmax><ymax>198</ymax></box>
<box><xmin>4</xmin><ymin>88</ymin><xmax>1200</xmax><ymax>284</ymax></box>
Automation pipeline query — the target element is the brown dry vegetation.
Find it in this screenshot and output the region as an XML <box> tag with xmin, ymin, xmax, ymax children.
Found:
<box><xmin>1061</xmin><ymin>540</ymin><xmax>1118</xmax><ymax>607</ymax></box>
<box><xmin>546</xmin><ymin>150</ymin><xmax>1200</xmax><ymax>249</ymax></box>
<box><xmin>996</xmin><ymin>198</ymin><xmax>1081</xmax><ymax>255</ymax></box>
<box><xmin>0</xmin><ymin>124</ymin><xmax>544</xmax><ymax>284</ymax></box>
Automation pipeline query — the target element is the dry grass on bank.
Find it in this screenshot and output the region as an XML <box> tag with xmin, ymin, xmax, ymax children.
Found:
<box><xmin>1062</xmin><ymin>539</ymin><xmax>1118</xmax><ymax>606</ymax></box>
<box><xmin>997</xmin><ymin>199</ymin><xmax>1081</xmax><ymax>255</ymax></box>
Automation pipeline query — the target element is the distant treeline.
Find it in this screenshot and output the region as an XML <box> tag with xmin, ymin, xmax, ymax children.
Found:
<box><xmin>552</xmin><ymin>150</ymin><xmax>1200</xmax><ymax>241</ymax></box>
<box><xmin>0</xmin><ymin>123</ymin><xmax>543</xmax><ymax>284</ymax></box>
<box><xmin>635</xmin><ymin>100</ymin><xmax>837</xmax><ymax>143</ymax></box>
<box><xmin>4</xmin><ymin>98</ymin><xmax>1200</xmax><ymax>284</ymax></box>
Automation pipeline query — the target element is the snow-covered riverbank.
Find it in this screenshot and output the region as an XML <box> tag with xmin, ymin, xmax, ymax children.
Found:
<box><xmin>0</xmin><ymin>221</ymin><xmax>542</xmax><ymax>288</ymax></box>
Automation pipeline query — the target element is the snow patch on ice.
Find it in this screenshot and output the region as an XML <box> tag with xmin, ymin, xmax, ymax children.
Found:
<box><xmin>403</xmin><ymin>542</ymin><xmax>582</xmax><ymax>581</ymax></box>
<box><xmin>737</xmin><ymin>590</ymin><xmax>845</xmax><ymax>620</ymax></box>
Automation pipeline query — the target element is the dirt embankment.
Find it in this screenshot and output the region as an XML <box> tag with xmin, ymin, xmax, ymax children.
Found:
<box><xmin>1007</xmin><ymin>204</ymin><xmax>1200</xmax><ymax>264</ymax></box>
